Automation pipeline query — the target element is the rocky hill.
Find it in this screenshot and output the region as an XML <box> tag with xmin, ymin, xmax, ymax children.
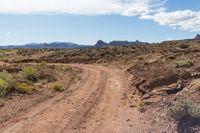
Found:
<box><xmin>194</xmin><ymin>34</ymin><xmax>200</xmax><ymax>40</ymax></box>
<box><xmin>94</xmin><ymin>40</ymin><xmax>146</xmax><ymax>48</ymax></box>
<box><xmin>94</xmin><ymin>40</ymin><xmax>108</xmax><ymax>48</ymax></box>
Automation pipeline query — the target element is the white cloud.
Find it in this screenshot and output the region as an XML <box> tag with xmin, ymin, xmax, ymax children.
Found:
<box><xmin>172</xmin><ymin>27</ymin><xmax>177</xmax><ymax>30</ymax></box>
<box><xmin>0</xmin><ymin>0</ymin><xmax>199</xmax><ymax>32</ymax></box>
<box><xmin>141</xmin><ymin>10</ymin><xmax>200</xmax><ymax>32</ymax></box>
<box><xmin>5</xmin><ymin>32</ymin><xmax>11</xmax><ymax>37</ymax></box>
<box><xmin>0</xmin><ymin>0</ymin><xmax>162</xmax><ymax>16</ymax></box>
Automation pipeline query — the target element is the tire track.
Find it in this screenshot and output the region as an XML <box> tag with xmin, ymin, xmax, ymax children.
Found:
<box><xmin>1</xmin><ymin>65</ymin><xmax>106</xmax><ymax>133</ymax></box>
<box><xmin>60</xmin><ymin>70</ymin><xmax>107</xmax><ymax>132</ymax></box>
<box><xmin>1</xmin><ymin>64</ymin><xmax>143</xmax><ymax>133</ymax></box>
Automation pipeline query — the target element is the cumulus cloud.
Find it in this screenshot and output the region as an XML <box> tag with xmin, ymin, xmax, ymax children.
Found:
<box><xmin>0</xmin><ymin>0</ymin><xmax>199</xmax><ymax>32</ymax></box>
<box><xmin>0</xmin><ymin>0</ymin><xmax>162</xmax><ymax>15</ymax></box>
<box><xmin>141</xmin><ymin>10</ymin><xmax>200</xmax><ymax>32</ymax></box>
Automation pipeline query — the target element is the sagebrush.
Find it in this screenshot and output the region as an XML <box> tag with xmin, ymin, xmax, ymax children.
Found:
<box><xmin>17</xmin><ymin>83</ymin><xmax>34</xmax><ymax>94</ymax></box>
<box><xmin>168</xmin><ymin>98</ymin><xmax>200</xmax><ymax>121</ymax></box>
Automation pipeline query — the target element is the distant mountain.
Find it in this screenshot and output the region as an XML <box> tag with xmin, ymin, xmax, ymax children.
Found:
<box><xmin>194</xmin><ymin>34</ymin><xmax>200</xmax><ymax>40</ymax></box>
<box><xmin>0</xmin><ymin>40</ymin><xmax>147</xmax><ymax>49</ymax></box>
<box><xmin>94</xmin><ymin>40</ymin><xmax>146</xmax><ymax>48</ymax></box>
<box><xmin>109</xmin><ymin>40</ymin><xmax>145</xmax><ymax>46</ymax></box>
<box><xmin>0</xmin><ymin>42</ymin><xmax>89</xmax><ymax>49</ymax></box>
<box><xmin>43</xmin><ymin>42</ymin><xmax>81</xmax><ymax>48</ymax></box>
<box><xmin>95</xmin><ymin>40</ymin><xmax>108</xmax><ymax>48</ymax></box>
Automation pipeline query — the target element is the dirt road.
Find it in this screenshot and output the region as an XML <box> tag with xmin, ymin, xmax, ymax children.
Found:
<box><xmin>0</xmin><ymin>64</ymin><xmax>147</xmax><ymax>133</ymax></box>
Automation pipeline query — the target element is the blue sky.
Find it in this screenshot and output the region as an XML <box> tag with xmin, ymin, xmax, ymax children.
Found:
<box><xmin>0</xmin><ymin>0</ymin><xmax>199</xmax><ymax>45</ymax></box>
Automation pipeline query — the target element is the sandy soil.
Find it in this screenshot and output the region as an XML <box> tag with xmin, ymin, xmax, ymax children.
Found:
<box><xmin>0</xmin><ymin>64</ymin><xmax>149</xmax><ymax>133</ymax></box>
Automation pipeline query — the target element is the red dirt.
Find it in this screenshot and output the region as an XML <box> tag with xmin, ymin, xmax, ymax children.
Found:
<box><xmin>0</xmin><ymin>64</ymin><xmax>149</xmax><ymax>133</ymax></box>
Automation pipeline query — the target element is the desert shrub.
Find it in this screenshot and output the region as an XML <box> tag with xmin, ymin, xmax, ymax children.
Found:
<box><xmin>22</xmin><ymin>66</ymin><xmax>38</xmax><ymax>82</ymax></box>
<box><xmin>0</xmin><ymin>71</ymin><xmax>15</xmax><ymax>89</ymax></box>
<box><xmin>168</xmin><ymin>98</ymin><xmax>200</xmax><ymax>121</ymax></box>
<box><xmin>49</xmin><ymin>82</ymin><xmax>62</xmax><ymax>92</ymax></box>
<box><xmin>0</xmin><ymin>79</ymin><xmax>7</xmax><ymax>97</ymax></box>
<box><xmin>38</xmin><ymin>69</ymin><xmax>57</xmax><ymax>82</ymax></box>
<box><xmin>191</xmin><ymin>106</ymin><xmax>200</xmax><ymax>118</ymax></box>
<box><xmin>175</xmin><ymin>60</ymin><xmax>193</xmax><ymax>68</ymax></box>
<box><xmin>16</xmin><ymin>83</ymin><xmax>34</xmax><ymax>94</ymax></box>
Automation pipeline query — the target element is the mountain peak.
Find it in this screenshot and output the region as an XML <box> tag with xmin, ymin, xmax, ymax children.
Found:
<box><xmin>95</xmin><ymin>40</ymin><xmax>108</xmax><ymax>47</ymax></box>
<box><xmin>194</xmin><ymin>34</ymin><xmax>200</xmax><ymax>40</ymax></box>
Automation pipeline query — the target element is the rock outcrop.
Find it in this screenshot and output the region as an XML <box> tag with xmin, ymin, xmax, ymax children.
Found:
<box><xmin>194</xmin><ymin>34</ymin><xmax>200</xmax><ymax>40</ymax></box>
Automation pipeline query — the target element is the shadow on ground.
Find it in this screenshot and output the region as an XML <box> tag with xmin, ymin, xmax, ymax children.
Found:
<box><xmin>177</xmin><ymin>116</ymin><xmax>200</xmax><ymax>133</ymax></box>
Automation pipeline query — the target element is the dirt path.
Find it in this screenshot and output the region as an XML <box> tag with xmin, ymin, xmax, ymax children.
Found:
<box><xmin>1</xmin><ymin>64</ymin><xmax>147</xmax><ymax>133</ymax></box>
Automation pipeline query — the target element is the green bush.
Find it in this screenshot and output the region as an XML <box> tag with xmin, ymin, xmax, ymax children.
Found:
<box><xmin>168</xmin><ymin>98</ymin><xmax>200</xmax><ymax>121</ymax></box>
<box><xmin>49</xmin><ymin>82</ymin><xmax>62</xmax><ymax>92</ymax></box>
<box><xmin>16</xmin><ymin>83</ymin><xmax>34</xmax><ymax>94</ymax></box>
<box><xmin>0</xmin><ymin>71</ymin><xmax>15</xmax><ymax>89</ymax></box>
<box><xmin>175</xmin><ymin>60</ymin><xmax>193</xmax><ymax>68</ymax></box>
<box><xmin>0</xmin><ymin>79</ymin><xmax>7</xmax><ymax>97</ymax></box>
<box><xmin>22</xmin><ymin>67</ymin><xmax>38</xmax><ymax>82</ymax></box>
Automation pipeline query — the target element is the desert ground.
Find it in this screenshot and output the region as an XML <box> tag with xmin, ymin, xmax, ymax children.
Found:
<box><xmin>0</xmin><ymin>39</ymin><xmax>200</xmax><ymax>132</ymax></box>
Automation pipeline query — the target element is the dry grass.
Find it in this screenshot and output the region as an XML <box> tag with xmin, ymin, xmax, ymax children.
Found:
<box><xmin>136</xmin><ymin>99</ymin><xmax>146</xmax><ymax>112</ymax></box>
<box><xmin>175</xmin><ymin>60</ymin><xmax>193</xmax><ymax>68</ymax></box>
<box><xmin>49</xmin><ymin>82</ymin><xmax>62</xmax><ymax>92</ymax></box>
